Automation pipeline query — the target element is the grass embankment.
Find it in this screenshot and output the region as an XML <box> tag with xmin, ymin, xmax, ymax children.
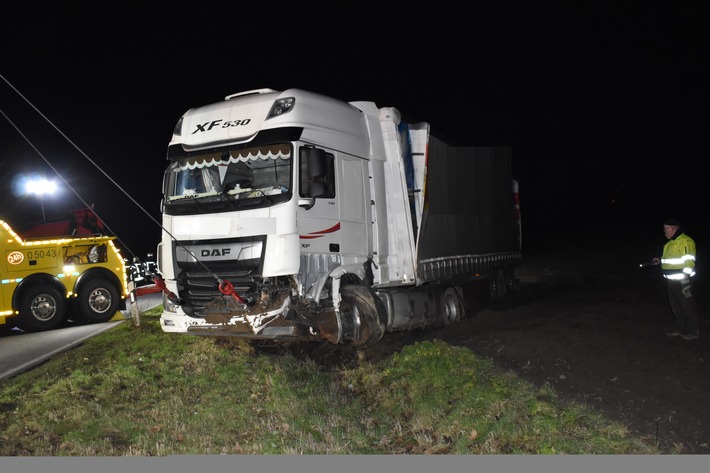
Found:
<box><xmin>0</xmin><ymin>307</ymin><xmax>660</xmax><ymax>455</ymax></box>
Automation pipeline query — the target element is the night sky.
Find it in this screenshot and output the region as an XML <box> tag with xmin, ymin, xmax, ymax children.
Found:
<box><xmin>1</xmin><ymin>3</ymin><xmax>704</xmax><ymax>262</ymax></box>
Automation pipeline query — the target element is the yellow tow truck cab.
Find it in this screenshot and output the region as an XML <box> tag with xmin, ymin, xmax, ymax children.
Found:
<box><xmin>0</xmin><ymin>219</ymin><xmax>127</xmax><ymax>332</ymax></box>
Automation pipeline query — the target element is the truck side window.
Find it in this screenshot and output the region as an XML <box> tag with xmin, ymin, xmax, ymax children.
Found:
<box><xmin>299</xmin><ymin>148</ymin><xmax>335</xmax><ymax>198</ymax></box>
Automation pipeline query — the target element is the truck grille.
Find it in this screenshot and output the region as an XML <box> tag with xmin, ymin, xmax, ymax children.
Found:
<box><xmin>180</xmin><ymin>265</ymin><xmax>257</xmax><ymax>317</ymax></box>
<box><xmin>174</xmin><ymin>236</ymin><xmax>266</xmax><ymax>317</ymax></box>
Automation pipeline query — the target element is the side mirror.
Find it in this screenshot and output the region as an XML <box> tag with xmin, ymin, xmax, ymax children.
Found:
<box><xmin>307</xmin><ymin>148</ymin><xmax>326</xmax><ymax>178</ymax></box>
<box><xmin>299</xmin><ymin>147</ymin><xmax>328</xmax><ymax>210</ymax></box>
<box><xmin>309</xmin><ymin>181</ymin><xmax>326</xmax><ymax>198</ymax></box>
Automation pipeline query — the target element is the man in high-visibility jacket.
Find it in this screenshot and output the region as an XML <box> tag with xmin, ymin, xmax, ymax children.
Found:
<box><xmin>651</xmin><ymin>218</ymin><xmax>700</xmax><ymax>341</ymax></box>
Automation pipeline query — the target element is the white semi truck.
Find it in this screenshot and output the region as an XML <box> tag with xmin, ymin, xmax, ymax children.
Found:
<box><xmin>155</xmin><ymin>88</ymin><xmax>521</xmax><ymax>347</ymax></box>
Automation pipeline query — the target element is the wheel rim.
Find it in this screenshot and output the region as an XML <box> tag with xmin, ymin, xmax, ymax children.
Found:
<box><xmin>442</xmin><ymin>289</ymin><xmax>462</xmax><ymax>325</ymax></box>
<box><xmin>31</xmin><ymin>295</ymin><xmax>58</xmax><ymax>321</ymax></box>
<box><xmin>340</xmin><ymin>285</ymin><xmax>385</xmax><ymax>347</ymax></box>
<box><xmin>490</xmin><ymin>270</ymin><xmax>507</xmax><ymax>298</ymax></box>
<box><xmin>88</xmin><ymin>288</ymin><xmax>112</xmax><ymax>313</ymax></box>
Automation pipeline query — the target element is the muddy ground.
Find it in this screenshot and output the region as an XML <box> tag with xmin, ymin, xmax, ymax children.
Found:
<box><xmin>432</xmin><ymin>268</ymin><xmax>709</xmax><ymax>454</ymax></box>
<box><xmin>292</xmin><ymin>239</ymin><xmax>710</xmax><ymax>454</ymax></box>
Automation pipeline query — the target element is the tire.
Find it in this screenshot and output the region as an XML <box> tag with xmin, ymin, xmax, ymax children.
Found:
<box><xmin>439</xmin><ymin>286</ymin><xmax>464</xmax><ymax>326</ymax></box>
<box><xmin>76</xmin><ymin>278</ymin><xmax>120</xmax><ymax>323</ymax></box>
<box><xmin>340</xmin><ymin>285</ymin><xmax>386</xmax><ymax>348</ymax></box>
<box><xmin>16</xmin><ymin>285</ymin><xmax>67</xmax><ymax>332</ymax></box>
<box><xmin>489</xmin><ymin>270</ymin><xmax>507</xmax><ymax>299</ymax></box>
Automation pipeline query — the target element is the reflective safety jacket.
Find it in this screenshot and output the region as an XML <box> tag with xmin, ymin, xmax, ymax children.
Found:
<box><xmin>661</xmin><ymin>232</ymin><xmax>696</xmax><ymax>280</ymax></box>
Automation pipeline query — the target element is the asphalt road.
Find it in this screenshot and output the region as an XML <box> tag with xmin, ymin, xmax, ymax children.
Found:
<box><xmin>0</xmin><ymin>292</ymin><xmax>162</xmax><ymax>382</ymax></box>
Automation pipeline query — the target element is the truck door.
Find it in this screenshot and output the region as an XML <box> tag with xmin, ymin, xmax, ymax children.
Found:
<box><xmin>297</xmin><ymin>147</ymin><xmax>368</xmax><ymax>259</ymax></box>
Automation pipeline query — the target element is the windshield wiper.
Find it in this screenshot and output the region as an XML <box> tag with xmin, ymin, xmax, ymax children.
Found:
<box><xmin>249</xmin><ymin>189</ymin><xmax>274</xmax><ymax>205</ymax></box>
<box><xmin>169</xmin><ymin>196</ymin><xmax>204</xmax><ymax>210</ymax></box>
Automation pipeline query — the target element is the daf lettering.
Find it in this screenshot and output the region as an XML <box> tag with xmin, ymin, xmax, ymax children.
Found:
<box><xmin>201</xmin><ymin>248</ymin><xmax>231</xmax><ymax>257</ymax></box>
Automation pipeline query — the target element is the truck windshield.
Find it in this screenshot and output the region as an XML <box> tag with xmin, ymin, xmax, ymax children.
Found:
<box><xmin>165</xmin><ymin>144</ymin><xmax>292</xmax><ymax>202</ymax></box>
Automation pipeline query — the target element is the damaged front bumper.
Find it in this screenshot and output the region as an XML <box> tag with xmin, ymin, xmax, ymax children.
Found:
<box><xmin>159</xmin><ymin>291</ymin><xmax>342</xmax><ymax>343</ymax></box>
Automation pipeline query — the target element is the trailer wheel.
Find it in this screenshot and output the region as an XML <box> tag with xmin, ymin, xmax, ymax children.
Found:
<box><xmin>439</xmin><ymin>286</ymin><xmax>464</xmax><ymax>326</ymax></box>
<box><xmin>16</xmin><ymin>286</ymin><xmax>67</xmax><ymax>332</ymax></box>
<box><xmin>489</xmin><ymin>270</ymin><xmax>507</xmax><ymax>299</ymax></box>
<box><xmin>340</xmin><ymin>285</ymin><xmax>386</xmax><ymax>348</ymax></box>
<box><xmin>76</xmin><ymin>278</ymin><xmax>120</xmax><ymax>324</ymax></box>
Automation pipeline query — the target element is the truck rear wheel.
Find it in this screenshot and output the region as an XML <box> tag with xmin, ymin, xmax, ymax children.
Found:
<box><xmin>340</xmin><ymin>285</ymin><xmax>386</xmax><ymax>348</ymax></box>
<box><xmin>438</xmin><ymin>286</ymin><xmax>464</xmax><ymax>326</ymax></box>
<box><xmin>16</xmin><ymin>286</ymin><xmax>67</xmax><ymax>332</ymax></box>
<box><xmin>489</xmin><ymin>269</ymin><xmax>507</xmax><ymax>298</ymax></box>
<box><xmin>76</xmin><ymin>279</ymin><xmax>120</xmax><ymax>324</ymax></box>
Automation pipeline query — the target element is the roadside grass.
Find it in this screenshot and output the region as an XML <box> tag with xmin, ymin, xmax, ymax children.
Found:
<box><xmin>0</xmin><ymin>307</ymin><xmax>661</xmax><ymax>455</ymax></box>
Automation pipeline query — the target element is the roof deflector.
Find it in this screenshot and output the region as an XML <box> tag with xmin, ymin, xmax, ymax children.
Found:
<box><xmin>225</xmin><ymin>88</ymin><xmax>277</xmax><ymax>100</ymax></box>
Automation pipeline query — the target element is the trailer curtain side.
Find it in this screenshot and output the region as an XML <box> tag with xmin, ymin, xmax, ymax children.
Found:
<box><xmin>415</xmin><ymin>143</ymin><xmax>520</xmax><ymax>283</ymax></box>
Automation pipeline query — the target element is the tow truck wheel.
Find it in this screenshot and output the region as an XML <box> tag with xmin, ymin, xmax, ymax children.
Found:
<box><xmin>16</xmin><ymin>286</ymin><xmax>67</xmax><ymax>332</ymax></box>
<box><xmin>438</xmin><ymin>286</ymin><xmax>464</xmax><ymax>326</ymax></box>
<box><xmin>340</xmin><ymin>285</ymin><xmax>386</xmax><ymax>348</ymax></box>
<box><xmin>76</xmin><ymin>278</ymin><xmax>120</xmax><ymax>324</ymax></box>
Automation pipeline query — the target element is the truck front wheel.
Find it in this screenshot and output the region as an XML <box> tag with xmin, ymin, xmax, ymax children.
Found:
<box><xmin>76</xmin><ymin>279</ymin><xmax>120</xmax><ymax>324</ymax></box>
<box><xmin>340</xmin><ymin>285</ymin><xmax>386</xmax><ymax>348</ymax></box>
<box><xmin>16</xmin><ymin>286</ymin><xmax>67</xmax><ymax>332</ymax></box>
